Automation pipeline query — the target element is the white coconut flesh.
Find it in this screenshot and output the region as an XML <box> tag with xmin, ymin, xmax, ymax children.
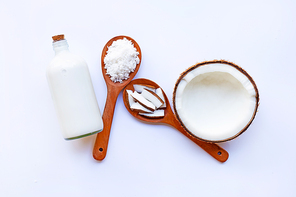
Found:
<box><xmin>156</xmin><ymin>88</ymin><xmax>166</xmax><ymax>108</ymax></box>
<box><xmin>127</xmin><ymin>84</ymin><xmax>167</xmax><ymax>118</ymax></box>
<box><xmin>174</xmin><ymin>63</ymin><xmax>258</xmax><ymax>142</ymax></box>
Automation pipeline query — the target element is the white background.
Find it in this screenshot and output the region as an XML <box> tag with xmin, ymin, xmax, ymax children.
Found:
<box><xmin>1</xmin><ymin>0</ymin><xmax>295</xmax><ymax>196</ymax></box>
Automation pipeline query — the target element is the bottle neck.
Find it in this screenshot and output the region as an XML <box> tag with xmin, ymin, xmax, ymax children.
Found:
<box><xmin>52</xmin><ymin>39</ymin><xmax>69</xmax><ymax>55</ymax></box>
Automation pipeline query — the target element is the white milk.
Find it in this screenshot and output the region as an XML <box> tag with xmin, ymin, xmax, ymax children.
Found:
<box><xmin>47</xmin><ymin>36</ymin><xmax>103</xmax><ymax>140</ymax></box>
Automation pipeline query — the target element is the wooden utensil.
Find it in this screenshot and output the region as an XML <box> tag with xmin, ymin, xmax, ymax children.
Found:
<box><xmin>93</xmin><ymin>36</ymin><xmax>141</xmax><ymax>161</ymax></box>
<box><xmin>123</xmin><ymin>78</ymin><xmax>229</xmax><ymax>162</ymax></box>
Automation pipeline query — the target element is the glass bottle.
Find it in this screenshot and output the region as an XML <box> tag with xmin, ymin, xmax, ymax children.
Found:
<box><xmin>47</xmin><ymin>34</ymin><xmax>103</xmax><ymax>140</ymax></box>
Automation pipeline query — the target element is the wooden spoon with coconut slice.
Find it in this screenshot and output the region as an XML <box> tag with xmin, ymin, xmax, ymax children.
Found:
<box><xmin>93</xmin><ymin>36</ymin><xmax>141</xmax><ymax>161</ymax></box>
<box><xmin>123</xmin><ymin>78</ymin><xmax>229</xmax><ymax>162</ymax></box>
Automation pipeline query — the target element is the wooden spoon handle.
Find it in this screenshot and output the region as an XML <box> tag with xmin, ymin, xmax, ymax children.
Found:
<box><xmin>168</xmin><ymin>116</ymin><xmax>229</xmax><ymax>162</ymax></box>
<box><xmin>193</xmin><ymin>139</ymin><xmax>229</xmax><ymax>162</ymax></box>
<box><xmin>93</xmin><ymin>87</ymin><xmax>121</xmax><ymax>161</ymax></box>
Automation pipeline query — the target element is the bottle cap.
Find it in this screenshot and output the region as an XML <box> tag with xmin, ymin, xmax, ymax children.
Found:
<box><xmin>52</xmin><ymin>34</ymin><xmax>65</xmax><ymax>42</ymax></box>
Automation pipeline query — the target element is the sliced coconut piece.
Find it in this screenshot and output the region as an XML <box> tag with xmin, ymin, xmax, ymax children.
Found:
<box><xmin>141</xmin><ymin>88</ymin><xmax>164</xmax><ymax>109</ymax></box>
<box><xmin>126</xmin><ymin>90</ymin><xmax>136</xmax><ymax>107</ymax></box>
<box><xmin>133</xmin><ymin>84</ymin><xmax>156</xmax><ymax>93</ymax></box>
<box><xmin>155</xmin><ymin>88</ymin><xmax>166</xmax><ymax>108</ymax></box>
<box><xmin>130</xmin><ymin>91</ymin><xmax>156</xmax><ymax>111</ymax></box>
<box><xmin>130</xmin><ymin>102</ymin><xmax>153</xmax><ymax>113</ymax></box>
<box><xmin>139</xmin><ymin>109</ymin><xmax>164</xmax><ymax>118</ymax></box>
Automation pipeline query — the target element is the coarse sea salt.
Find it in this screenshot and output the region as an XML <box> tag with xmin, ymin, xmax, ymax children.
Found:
<box><xmin>104</xmin><ymin>38</ymin><xmax>140</xmax><ymax>83</ymax></box>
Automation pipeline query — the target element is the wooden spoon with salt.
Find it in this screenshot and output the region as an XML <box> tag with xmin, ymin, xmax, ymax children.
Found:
<box><xmin>122</xmin><ymin>78</ymin><xmax>229</xmax><ymax>162</ymax></box>
<box><xmin>93</xmin><ymin>36</ymin><xmax>141</xmax><ymax>161</ymax></box>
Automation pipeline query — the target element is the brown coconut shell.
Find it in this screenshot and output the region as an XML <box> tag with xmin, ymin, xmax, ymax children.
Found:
<box><xmin>172</xmin><ymin>60</ymin><xmax>260</xmax><ymax>143</ymax></box>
